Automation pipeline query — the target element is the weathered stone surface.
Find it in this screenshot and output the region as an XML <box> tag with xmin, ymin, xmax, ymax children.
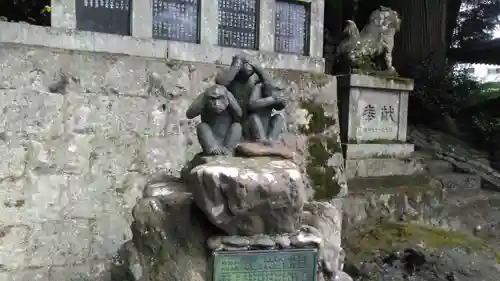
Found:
<box><xmin>303</xmin><ymin>200</ymin><xmax>344</xmax><ymax>279</ymax></box>
<box><xmin>0</xmin><ymin>225</ymin><xmax>30</xmax><ymax>271</ymax></box>
<box><xmin>26</xmin><ymin>219</ymin><xmax>93</xmax><ymax>267</ymax></box>
<box><xmin>235</xmin><ymin>142</ymin><xmax>295</xmax><ymax>159</ymax></box>
<box><xmin>187</xmin><ymin>156</ymin><xmax>310</xmax><ymax>235</ymax></box>
<box><xmin>0</xmin><ymin>41</ymin><xmax>345</xmax><ymax>278</ymax></box>
<box><xmin>110</xmin><ymin>193</ymin><xmax>218</xmax><ymax>281</ymax></box>
<box><xmin>290</xmin><ymin>226</ymin><xmax>323</xmax><ymax>247</ymax></box>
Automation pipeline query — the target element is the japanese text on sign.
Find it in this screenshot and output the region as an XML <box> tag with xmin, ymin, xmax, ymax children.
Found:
<box><xmin>76</xmin><ymin>0</ymin><xmax>131</xmax><ymax>35</ymax></box>
<box><xmin>275</xmin><ymin>0</ymin><xmax>309</xmax><ymax>55</ymax></box>
<box><xmin>361</xmin><ymin>104</ymin><xmax>396</xmax><ymax>123</ymax></box>
<box><xmin>218</xmin><ymin>0</ymin><xmax>259</xmax><ymax>49</ymax></box>
<box><xmin>213</xmin><ymin>249</ymin><xmax>317</xmax><ymax>281</ymax></box>
<box><xmin>82</xmin><ymin>0</ymin><xmax>129</xmax><ymax>9</ymax></box>
<box><xmin>152</xmin><ymin>0</ymin><xmax>200</xmax><ymax>42</ymax></box>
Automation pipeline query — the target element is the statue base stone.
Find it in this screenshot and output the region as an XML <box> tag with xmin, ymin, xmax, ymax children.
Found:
<box><xmin>208</xmin><ymin>200</ymin><xmax>347</xmax><ymax>281</ymax></box>
<box><xmin>186</xmin><ymin>155</ymin><xmax>311</xmax><ymax>236</ymax></box>
<box><xmin>207</xmin><ymin>226</ymin><xmax>322</xmax><ymax>252</ymax></box>
<box><xmin>337</xmin><ymin>74</ymin><xmax>416</xmax><ymax>179</ymax></box>
<box><xmin>343</xmin><ymin>143</ymin><xmax>420</xmax><ymax>179</ymax></box>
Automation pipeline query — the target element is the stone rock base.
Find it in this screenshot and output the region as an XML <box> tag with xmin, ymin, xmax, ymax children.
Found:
<box><xmin>110</xmin><ymin>192</ymin><xmax>220</xmax><ymax>281</ymax></box>
<box><xmin>235</xmin><ymin>142</ymin><xmax>295</xmax><ymax>159</ymax></box>
<box><xmin>207</xmin><ymin>225</ymin><xmax>322</xmax><ymax>251</ymax></box>
<box><xmin>187</xmin><ymin>155</ymin><xmax>311</xmax><ymax>236</ymax></box>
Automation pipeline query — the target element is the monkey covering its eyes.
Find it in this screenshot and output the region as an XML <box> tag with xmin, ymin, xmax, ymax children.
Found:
<box><xmin>186</xmin><ymin>84</ymin><xmax>243</xmax><ymax>156</ymax></box>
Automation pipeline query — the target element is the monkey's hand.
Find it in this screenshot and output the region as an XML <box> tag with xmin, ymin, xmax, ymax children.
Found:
<box><xmin>220</xmin><ymin>147</ymin><xmax>231</xmax><ymax>155</ymax></box>
<box><xmin>273</xmin><ymin>92</ymin><xmax>286</xmax><ymax>103</ymax></box>
<box><xmin>208</xmin><ymin>147</ymin><xmax>224</xmax><ymax>156</ymax></box>
<box><xmin>234</xmin><ymin>53</ymin><xmax>251</xmax><ymax>64</ymax></box>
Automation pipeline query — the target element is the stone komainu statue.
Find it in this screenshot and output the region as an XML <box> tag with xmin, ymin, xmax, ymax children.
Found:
<box><xmin>336</xmin><ymin>6</ymin><xmax>401</xmax><ymax>75</ymax></box>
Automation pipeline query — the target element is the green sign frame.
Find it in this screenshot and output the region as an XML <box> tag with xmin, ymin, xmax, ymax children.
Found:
<box><xmin>213</xmin><ymin>248</ymin><xmax>318</xmax><ymax>281</ymax></box>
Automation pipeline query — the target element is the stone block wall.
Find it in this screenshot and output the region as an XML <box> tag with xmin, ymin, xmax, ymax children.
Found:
<box><xmin>0</xmin><ymin>39</ymin><xmax>343</xmax><ymax>280</ymax></box>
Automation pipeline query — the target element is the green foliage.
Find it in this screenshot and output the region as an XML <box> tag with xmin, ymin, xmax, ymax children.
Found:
<box><xmin>453</xmin><ymin>0</ymin><xmax>500</xmax><ymax>47</ymax></box>
<box><xmin>409</xmin><ymin>56</ymin><xmax>479</xmax><ymax>124</ymax></box>
<box><xmin>470</xmin><ymin>112</ymin><xmax>500</xmax><ymax>143</ymax></box>
<box><xmin>0</xmin><ymin>0</ymin><xmax>51</xmax><ymax>26</ymax></box>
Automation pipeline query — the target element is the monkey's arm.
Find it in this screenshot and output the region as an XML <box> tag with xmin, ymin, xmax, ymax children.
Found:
<box><xmin>252</xmin><ymin>64</ymin><xmax>274</xmax><ymax>87</ymax></box>
<box><xmin>226</xmin><ymin>91</ymin><xmax>243</xmax><ymax>121</ymax></box>
<box><xmin>248</xmin><ymin>84</ymin><xmax>276</xmax><ymax>111</ymax></box>
<box><xmin>215</xmin><ymin>57</ymin><xmax>243</xmax><ymax>86</ymax></box>
<box><xmin>272</xmin><ymin>100</ymin><xmax>286</xmax><ymax>111</ymax></box>
<box><xmin>186</xmin><ymin>92</ymin><xmax>205</xmax><ymax>119</ymax></box>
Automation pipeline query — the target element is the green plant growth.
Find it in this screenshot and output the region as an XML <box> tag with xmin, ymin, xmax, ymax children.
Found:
<box><xmin>348</xmin><ymin>175</ymin><xmax>436</xmax><ymax>194</ymax></box>
<box><xmin>306</xmin><ymin>136</ymin><xmax>342</xmax><ymax>200</ymax></box>
<box><xmin>3</xmin><ymin>199</ymin><xmax>25</xmax><ymax>208</ymax></box>
<box><xmin>308</xmin><ymin>73</ymin><xmax>331</xmax><ymax>88</ymax></box>
<box><xmin>299</xmin><ymin>102</ymin><xmax>336</xmax><ymax>135</ymax></box>
<box><xmin>409</xmin><ymin>59</ymin><xmax>479</xmax><ymax>124</ymax></box>
<box><xmin>298</xmin><ymin>102</ymin><xmax>343</xmax><ymax>200</ymax></box>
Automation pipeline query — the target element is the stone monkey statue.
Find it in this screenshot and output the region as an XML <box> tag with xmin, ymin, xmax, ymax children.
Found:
<box><xmin>215</xmin><ymin>54</ymin><xmax>280</xmax><ymax>141</ymax></box>
<box><xmin>215</xmin><ymin>54</ymin><xmax>275</xmax><ymax>120</ymax></box>
<box><xmin>186</xmin><ymin>84</ymin><xmax>243</xmax><ymax>156</ymax></box>
<box><xmin>247</xmin><ymin>82</ymin><xmax>287</xmax><ymax>144</ymax></box>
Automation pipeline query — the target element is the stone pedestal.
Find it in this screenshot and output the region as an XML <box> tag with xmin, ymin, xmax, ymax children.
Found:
<box><xmin>337</xmin><ymin>74</ymin><xmax>415</xmax><ymax>179</ymax></box>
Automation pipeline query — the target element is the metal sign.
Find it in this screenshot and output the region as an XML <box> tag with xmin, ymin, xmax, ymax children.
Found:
<box><xmin>217</xmin><ymin>0</ymin><xmax>259</xmax><ymax>50</ymax></box>
<box><xmin>75</xmin><ymin>0</ymin><xmax>131</xmax><ymax>35</ymax></box>
<box><xmin>275</xmin><ymin>0</ymin><xmax>310</xmax><ymax>55</ymax></box>
<box><xmin>213</xmin><ymin>249</ymin><xmax>318</xmax><ymax>281</ymax></box>
<box><xmin>152</xmin><ymin>0</ymin><xmax>200</xmax><ymax>42</ymax></box>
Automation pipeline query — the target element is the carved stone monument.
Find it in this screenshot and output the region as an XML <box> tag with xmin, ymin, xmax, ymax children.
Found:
<box><xmin>334</xmin><ymin>6</ymin><xmax>418</xmax><ymax>179</ymax></box>
<box><xmin>337</xmin><ymin>74</ymin><xmax>416</xmax><ymax>179</ymax></box>
<box><xmin>109</xmin><ymin>55</ymin><xmax>351</xmax><ymax>281</ymax></box>
<box><xmin>336</xmin><ymin>6</ymin><xmax>401</xmax><ymax>76</ymax></box>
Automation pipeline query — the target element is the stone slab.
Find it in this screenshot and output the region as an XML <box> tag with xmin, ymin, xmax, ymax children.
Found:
<box><xmin>346</xmin><ymin>158</ymin><xmax>455</xmax><ymax>179</ymax></box>
<box><xmin>213</xmin><ymin>249</ymin><xmax>318</xmax><ymax>281</ymax></box>
<box><xmin>344</xmin><ymin>143</ymin><xmax>414</xmax><ymax>159</ymax></box>
<box><xmin>337</xmin><ymin>74</ymin><xmax>414</xmax><ymax>91</ymax></box>
<box><xmin>424</xmin><ymin>160</ymin><xmax>454</xmax><ymax>174</ymax></box>
<box><xmin>337</xmin><ymin>75</ymin><xmax>412</xmax><ymax>144</ymax></box>
<box><xmin>346</xmin><ymin>158</ymin><xmax>426</xmax><ymax>179</ymax></box>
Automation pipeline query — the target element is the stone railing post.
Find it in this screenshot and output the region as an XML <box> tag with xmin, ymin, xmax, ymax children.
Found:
<box><xmin>258</xmin><ymin>0</ymin><xmax>276</xmax><ymax>52</ymax></box>
<box><xmin>309</xmin><ymin>0</ymin><xmax>324</xmax><ymax>57</ymax></box>
<box><xmin>131</xmin><ymin>0</ymin><xmax>153</xmax><ymax>38</ymax></box>
<box><xmin>51</xmin><ymin>0</ymin><xmax>76</xmax><ymax>29</ymax></box>
<box><xmin>200</xmin><ymin>0</ymin><xmax>219</xmax><ymax>45</ymax></box>
<box><xmin>259</xmin><ymin>0</ymin><xmax>324</xmax><ymax>57</ymax></box>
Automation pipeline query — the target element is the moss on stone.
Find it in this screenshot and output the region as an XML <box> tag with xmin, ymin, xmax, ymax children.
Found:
<box><xmin>165</xmin><ymin>59</ymin><xmax>182</xmax><ymax>70</ymax></box>
<box><xmin>348</xmin><ymin>175</ymin><xmax>434</xmax><ymax>194</ymax></box>
<box><xmin>347</xmin><ymin>222</ymin><xmax>500</xmax><ymax>262</ymax></box>
<box><xmin>306</xmin><ymin>135</ymin><xmax>342</xmax><ymax>200</ymax></box>
<box><xmin>299</xmin><ymin>101</ymin><xmax>343</xmax><ymax>200</ymax></box>
<box><xmin>308</xmin><ymin>73</ymin><xmax>331</xmax><ymax>88</ymax></box>
<box><xmin>299</xmin><ymin>102</ymin><xmax>336</xmax><ymax>135</ymax></box>
<box><xmin>3</xmin><ymin>199</ymin><xmax>25</xmax><ymax>208</ymax></box>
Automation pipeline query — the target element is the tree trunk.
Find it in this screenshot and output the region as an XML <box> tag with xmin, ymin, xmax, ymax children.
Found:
<box><xmin>389</xmin><ymin>0</ymin><xmax>449</xmax><ymax>75</ymax></box>
<box><xmin>446</xmin><ymin>0</ymin><xmax>463</xmax><ymax>47</ymax></box>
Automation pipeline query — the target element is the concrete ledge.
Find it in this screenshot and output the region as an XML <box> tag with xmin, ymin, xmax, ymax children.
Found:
<box><xmin>337</xmin><ymin>74</ymin><xmax>414</xmax><ymax>91</ymax></box>
<box><xmin>344</xmin><ymin>143</ymin><xmax>415</xmax><ymax>159</ymax></box>
<box><xmin>0</xmin><ymin>22</ymin><xmax>325</xmax><ymax>72</ymax></box>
